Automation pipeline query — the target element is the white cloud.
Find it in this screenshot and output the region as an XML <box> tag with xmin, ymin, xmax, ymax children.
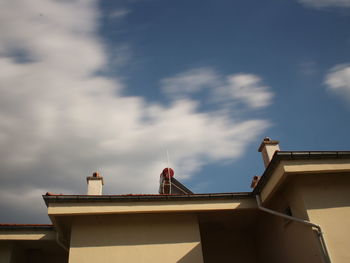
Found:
<box><xmin>0</xmin><ymin>0</ymin><xmax>272</xmax><ymax>222</ymax></box>
<box><xmin>225</xmin><ymin>74</ymin><xmax>274</xmax><ymax>109</ymax></box>
<box><xmin>161</xmin><ymin>69</ymin><xmax>273</xmax><ymax>110</ymax></box>
<box><xmin>325</xmin><ymin>64</ymin><xmax>350</xmax><ymax>100</ymax></box>
<box><xmin>109</xmin><ymin>9</ymin><xmax>130</xmax><ymax>19</ymax></box>
<box><xmin>161</xmin><ymin>68</ymin><xmax>219</xmax><ymax>99</ymax></box>
<box><xmin>299</xmin><ymin>0</ymin><xmax>350</xmax><ymax>8</ymax></box>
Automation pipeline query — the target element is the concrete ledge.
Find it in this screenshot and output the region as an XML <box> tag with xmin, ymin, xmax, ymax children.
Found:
<box><xmin>0</xmin><ymin>229</ymin><xmax>56</xmax><ymax>240</ymax></box>
<box><xmin>47</xmin><ymin>198</ymin><xmax>257</xmax><ymax>216</ymax></box>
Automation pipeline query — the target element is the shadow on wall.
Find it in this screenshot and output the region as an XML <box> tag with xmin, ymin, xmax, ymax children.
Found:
<box><xmin>198</xmin><ymin>210</ymin><xmax>259</xmax><ymax>263</ymax></box>
<box><xmin>177</xmin><ymin>244</ymin><xmax>203</xmax><ymax>263</ymax></box>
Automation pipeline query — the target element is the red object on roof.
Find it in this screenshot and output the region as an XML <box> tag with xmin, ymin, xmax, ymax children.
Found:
<box><xmin>162</xmin><ymin>168</ymin><xmax>174</xmax><ymax>178</ymax></box>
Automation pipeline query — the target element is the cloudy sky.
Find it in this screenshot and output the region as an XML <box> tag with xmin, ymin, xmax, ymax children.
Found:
<box><xmin>0</xmin><ymin>0</ymin><xmax>350</xmax><ymax>223</ymax></box>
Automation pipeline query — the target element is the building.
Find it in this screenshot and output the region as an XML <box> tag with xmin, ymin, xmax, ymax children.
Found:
<box><xmin>1</xmin><ymin>138</ymin><xmax>350</xmax><ymax>263</ymax></box>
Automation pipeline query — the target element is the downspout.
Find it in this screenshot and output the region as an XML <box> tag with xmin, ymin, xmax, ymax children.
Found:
<box><xmin>255</xmin><ymin>195</ymin><xmax>331</xmax><ymax>263</ymax></box>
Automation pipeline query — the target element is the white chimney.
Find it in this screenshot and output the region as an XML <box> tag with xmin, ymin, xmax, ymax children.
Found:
<box><xmin>86</xmin><ymin>172</ymin><xmax>104</xmax><ymax>195</ymax></box>
<box><xmin>258</xmin><ymin>137</ymin><xmax>280</xmax><ymax>168</ymax></box>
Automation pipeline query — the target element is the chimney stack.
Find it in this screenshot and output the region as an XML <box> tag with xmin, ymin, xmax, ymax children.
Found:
<box><xmin>258</xmin><ymin>137</ymin><xmax>280</xmax><ymax>168</ymax></box>
<box><xmin>86</xmin><ymin>172</ymin><xmax>104</xmax><ymax>195</ymax></box>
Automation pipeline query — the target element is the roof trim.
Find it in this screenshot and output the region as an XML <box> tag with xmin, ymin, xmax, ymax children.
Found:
<box><xmin>253</xmin><ymin>151</ymin><xmax>350</xmax><ymax>195</ymax></box>
<box><xmin>43</xmin><ymin>192</ymin><xmax>252</xmax><ymax>206</ymax></box>
<box><xmin>0</xmin><ymin>224</ymin><xmax>54</xmax><ymax>230</ymax></box>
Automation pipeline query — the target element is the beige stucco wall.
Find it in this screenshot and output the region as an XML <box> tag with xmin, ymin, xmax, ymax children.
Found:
<box><xmin>0</xmin><ymin>241</ymin><xmax>13</xmax><ymax>263</ymax></box>
<box><xmin>257</xmin><ymin>160</ymin><xmax>350</xmax><ymax>263</ymax></box>
<box><xmin>199</xmin><ymin>212</ymin><xmax>258</xmax><ymax>263</ymax></box>
<box><xmin>48</xmin><ymin>198</ymin><xmax>256</xmax><ymax>216</ymax></box>
<box><xmin>69</xmin><ymin>213</ymin><xmax>203</xmax><ymax>263</ymax></box>
<box><xmin>256</xmin><ymin>180</ymin><xmax>325</xmax><ymax>263</ymax></box>
<box><xmin>301</xmin><ymin>173</ymin><xmax>350</xmax><ymax>263</ymax></box>
<box><xmin>0</xmin><ymin>240</ymin><xmax>67</xmax><ymax>263</ymax></box>
<box><xmin>0</xmin><ymin>230</ymin><xmax>55</xmax><ymax>241</ymax></box>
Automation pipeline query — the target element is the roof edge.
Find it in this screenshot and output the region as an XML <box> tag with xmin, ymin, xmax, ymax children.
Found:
<box><xmin>0</xmin><ymin>224</ymin><xmax>54</xmax><ymax>230</ymax></box>
<box><xmin>43</xmin><ymin>192</ymin><xmax>253</xmax><ymax>206</ymax></box>
<box><xmin>253</xmin><ymin>151</ymin><xmax>350</xmax><ymax>195</ymax></box>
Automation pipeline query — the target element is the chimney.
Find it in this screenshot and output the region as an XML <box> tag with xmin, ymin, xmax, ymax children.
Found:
<box><xmin>258</xmin><ymin>137</ymin><xmax>280</xmax><ymax>168</ymax></box>
<box><xmin>86</xmin><ymin>172</ymin><xmax>104</xmax><ymax>195</ymax></box>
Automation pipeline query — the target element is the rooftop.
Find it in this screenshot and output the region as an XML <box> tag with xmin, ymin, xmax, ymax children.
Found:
<box><xmin>43</xmin><ymin>150</ymin><xmax>350</xmax><ymax>206</ymax></box>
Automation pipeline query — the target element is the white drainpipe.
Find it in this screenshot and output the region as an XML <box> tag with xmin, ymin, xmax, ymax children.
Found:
<box><xmin>255</xmin><ymin>195</ymin><xmax>331</xmax><ymax>263</ymax></box>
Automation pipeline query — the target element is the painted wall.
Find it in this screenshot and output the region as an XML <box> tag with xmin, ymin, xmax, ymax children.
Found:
<box><xmin>301</xmin><ymin>172</ymin><xmax>350</xmax><ymax>263</ymax></box>
<box><xmin>0</xmin><ymin>241</ymin><xmax>13</xmax><ymax>263</ymax></box>
<box><xmin>69</xmin><ymin>213</ymin><xmax>203</xmax><ymax>263</ymax></box>
<box><xmin>256</xmin><ymin>180</ymin><xmax>325</xmax><ymax>263</ymax></box>
<box><xmin>0</xmin><ymin>240</ymin><xmax>67</xmax><ymax>263</ymax></box>
<box><xmin>199</xmin><ymin>211</ymin><xmax>258</xmax><ymax>263</ymax></box>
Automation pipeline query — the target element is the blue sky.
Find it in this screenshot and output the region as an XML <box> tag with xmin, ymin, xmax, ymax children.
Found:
<box><xmin>98</xmin><ymin>0</ymin><xmax>350</xmax><ymax>191</ymax></box>
<box><xmin>0</xmin><ymin>0</ymin><xmax>350</xmax><ymax>222</ymax></box>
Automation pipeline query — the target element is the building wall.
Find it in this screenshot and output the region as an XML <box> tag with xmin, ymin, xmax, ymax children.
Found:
<box><xmin>0</xmin><ymin>240</ymin><xmax>67</xmax><ymax>263</ymax></box>
<box><xmin>200</xmin><ymin>227</ymin><xmax>257</xmax><ymax>263</ymax></box>
<box><xmin>200</xmin><ymin>224</ymin><xmax>257</xmax><ymax>262</ymax></box>
<box><xmin>256</xmin><ymin>179</ymin><xmax>325</xmax><ymax>263</ymax></box>
<box><xmin>0</xmin><ymin>241</ymin><xmax>13</xmax><ymax>263</ymax></box>
<box><xmin>301</xmin><ymin>172</ymin><xmax>350</xmax><ymax>263</ymax></box>
<box><xmin>198</xmin><ymin>210</ymin><xmax>258</xmax><ymax>263</ymax></box>
<box><xmin>69</xmin><ymin>213</ymin><xmax>203</xmax><ymax>263</ymax></box>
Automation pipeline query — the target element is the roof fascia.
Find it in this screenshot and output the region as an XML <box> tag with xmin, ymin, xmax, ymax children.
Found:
<box><xmin>46</xmin><ymin>197</ymin><xmax>257</xmax><ymax>217</ymax></box>
<box><xmin>43</xmin><ymin>192</ymin><xmax>252</xmax><ymax>206</ymax></box>
<box><xmin>0</xmin><ymin>228</ymin><xmax>56</xmax><ymax>241</ymax></box>
<box><xmin>253</xmin><ymin>151</ymin><xmax>350</xmax><ymax>203</ymax></box>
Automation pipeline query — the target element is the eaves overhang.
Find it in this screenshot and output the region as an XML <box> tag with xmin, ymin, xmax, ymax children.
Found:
<box><xmin>0</xmin><ymin>224</ymin><xmax>56</xmax><ymax>241</ymax></box>
<box><xmin>43</xmin><ymin>192</ymin><xmax>252</xmax><ymax>207</ymax></box>
<box><xmin>253</xmin><ymin>151</ymin><xmax>350</xmax><ymax>197</ymax></box>
<box><xmin>43</xmin><ymin>192</ymin><xmax>257</xmax><ymax>219</ymax></box>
